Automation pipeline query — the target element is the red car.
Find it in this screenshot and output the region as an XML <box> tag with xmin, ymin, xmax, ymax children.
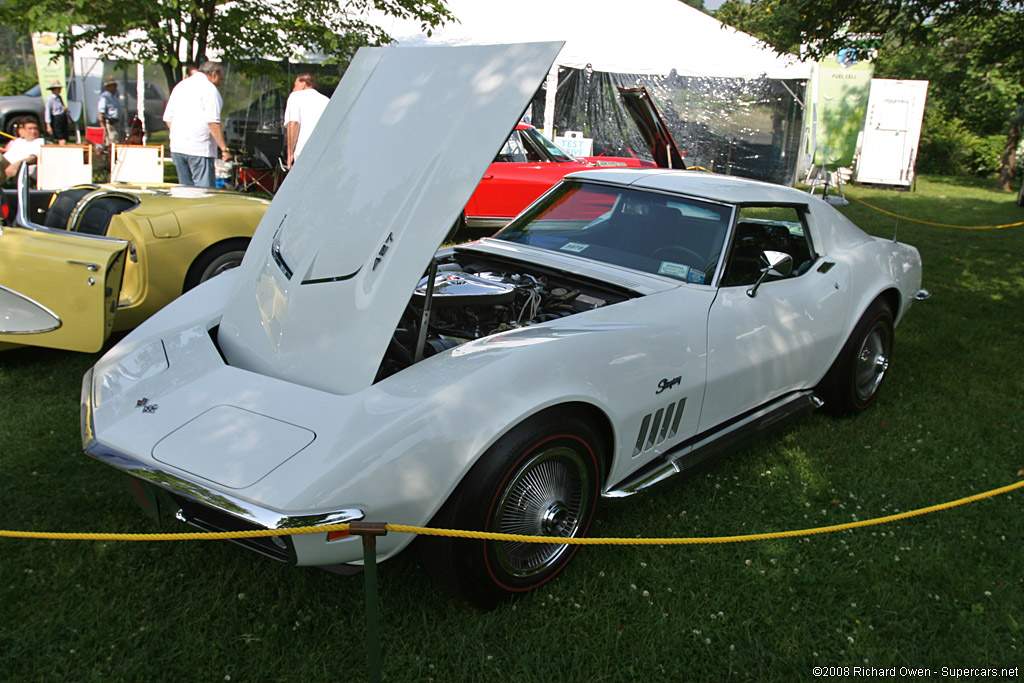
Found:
<box><xmin>463</xmin><ymin>123</ymin><xmax>654</xmax><ymax>232</ymax></box>
<box><xmin>465</xmin><ymin>86</ymin><xmax>685</xmax><ymax>232</ymax></box>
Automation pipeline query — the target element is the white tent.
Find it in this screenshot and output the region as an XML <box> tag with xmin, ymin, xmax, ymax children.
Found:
<box><xmin>375</xmin><ymin>0</ymin><xmax>809</xmax><ymax>141</ymax></box>
<box><xmin>376</xmin><ymin>0</ymin><xmax>810</xmax><ymax>80</ymax></box>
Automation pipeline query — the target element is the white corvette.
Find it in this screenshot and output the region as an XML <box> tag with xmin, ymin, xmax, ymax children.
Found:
<box><xmin>81</xmin><ymin>42</ymin><xmax>927</xmax><ymax>607</ymax></box>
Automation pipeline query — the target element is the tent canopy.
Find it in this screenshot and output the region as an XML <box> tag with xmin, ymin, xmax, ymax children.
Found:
<box><xmin>376</xmin><ymin>0</ymin><xmax>810</xmax><ymax>80</ymax></box>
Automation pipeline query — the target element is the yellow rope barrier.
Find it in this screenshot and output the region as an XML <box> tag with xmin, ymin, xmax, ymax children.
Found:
<box><xmin>1</xmin><ymin>479</ymin><xmax>1021</xmax><ymax>544</ymax></box>
<box><xmin>845</xmin><ymin>193</ymin><xmax>1024</xmax><ymax>230</ymax></box>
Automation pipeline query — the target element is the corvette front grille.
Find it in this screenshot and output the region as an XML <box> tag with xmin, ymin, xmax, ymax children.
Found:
<box><xmin>633</xmin><ymin>397</ymin><xmax>687</xmax><ymax>457</ymax></box>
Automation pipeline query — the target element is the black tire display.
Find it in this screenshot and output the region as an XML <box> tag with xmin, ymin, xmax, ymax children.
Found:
<box><xmin>818</xmin><ymin>299</ymin><xmax>895</xmax><ymax>414</ymax></box>
<box><xmin>183</xmin><ymin>238</ymin><xmax>249</xmax><ymax>292</ymax></box>
<box><xmin>419</xmin><ymin>410</ymin><xmax>603</xmax><ymax>609</ymax></box>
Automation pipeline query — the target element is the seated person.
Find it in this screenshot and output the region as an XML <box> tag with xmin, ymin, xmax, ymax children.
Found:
<box><xmin>4</xmin><ymin>117</ymin><xmax>44</xmax><ymax>181</ymax></box>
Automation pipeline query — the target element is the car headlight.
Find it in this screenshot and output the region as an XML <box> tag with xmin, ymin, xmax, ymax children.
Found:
<box><xmin>91</xmin><ymin>340</ymin><xmax>170</xmax><ymax>410</ymax></box>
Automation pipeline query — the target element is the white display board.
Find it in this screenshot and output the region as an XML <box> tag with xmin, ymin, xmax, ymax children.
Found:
<box><xmin>854</xmin><ymin>79</ymin><xmax>929</xmax><ymax>187</ymax></box>
<box><xmin>110</xmin><ymin>144</ymin><xmax>164</xmax><ymax>183</ymax></box>
<box><xmin>36</xmin><ymin>145</ymin><xmax>92</xmax><ymax>190</ymax></box>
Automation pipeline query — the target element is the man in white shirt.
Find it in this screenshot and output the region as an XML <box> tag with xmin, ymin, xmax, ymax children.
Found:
<box><xmin>284</xmin><ymin>73</ymin><xmax>329</xmax><ymax>169</ymax></box>
<box><xmin>3</xmin><ymin>118</ymin><xmax>44</xmax><ymax>180</ymax></box>
<box><xmin>163</xmin><ymin>61</ymin><xmax>232</xmax><ymax>188</ymax></box>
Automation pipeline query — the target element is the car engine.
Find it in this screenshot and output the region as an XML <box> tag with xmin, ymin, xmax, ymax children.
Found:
<box><xmin>375</xmin><ymin>252</ymin><xmax>633</xmax><ymax>381</ymax></box>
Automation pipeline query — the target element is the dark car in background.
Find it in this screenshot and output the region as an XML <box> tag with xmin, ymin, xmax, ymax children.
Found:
<box><xmin>0</xmin><ymin>80</ymin><xmax>167</xmax><ymax>138</ymax></box>
<box><xmin>222</xmin><ymin>87</ymin><xmax>288</xmax><ymax>168</ymax></box>
<box><xmin>0</xmin><ymin>84</ymin><xmax>44</xmax><ymax>136</ymax></box>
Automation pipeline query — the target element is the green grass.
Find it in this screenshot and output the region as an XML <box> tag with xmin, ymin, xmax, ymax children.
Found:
<box><xmin>1</xmin><ymin>175</ymin><xmax>1023</xmax><ymax>681</ymax></box>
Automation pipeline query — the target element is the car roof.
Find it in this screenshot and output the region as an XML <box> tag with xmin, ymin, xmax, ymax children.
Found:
<box><xmin>567</xmin><ymin>168</ymin><xmax>813</xmax><ymax>206</ymax></box>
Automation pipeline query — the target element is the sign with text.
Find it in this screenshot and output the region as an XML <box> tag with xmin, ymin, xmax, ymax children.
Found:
<box><xmin>554</xmin><ymin>131</ymin><xmax>593</xmax><ymax>158</ymax></box>
<box><xmin>32</xmin><ymin>32</ymin><xmax>66</xmax><ymax>94</ymax></box>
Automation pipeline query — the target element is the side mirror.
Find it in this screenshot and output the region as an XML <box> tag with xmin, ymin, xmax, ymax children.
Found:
<box><xmin>746</xmin><ymin>250</ymin><xmax>793</xmax><ymax>298</ymax></box>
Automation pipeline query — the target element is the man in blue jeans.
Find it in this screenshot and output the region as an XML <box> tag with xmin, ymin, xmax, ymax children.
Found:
<box><xmin>163</xmin><ymin>61</ymin><xmax>232</xmax><ymax>187</ymax></box>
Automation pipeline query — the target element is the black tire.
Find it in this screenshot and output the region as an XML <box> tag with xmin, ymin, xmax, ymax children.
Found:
<box><xmin>183</xmin><ymin>238</ymin><xmax>249</xmax><ymax>292</ymax></box>
<box><xmin>818</xmin><ymin>300</ymin><xmax>895</xmax><ymax>414</ymax></box>
<box><xmin>419</xmin><ymin>410</ymin><xmax>603</xmax><ymax>609</ymax></box>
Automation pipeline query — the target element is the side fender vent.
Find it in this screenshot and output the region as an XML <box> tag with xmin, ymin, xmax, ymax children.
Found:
<box><xmin>632</xmin><ymin>397</ymin><xmax>687</xmax><ymax>457</ymax></box>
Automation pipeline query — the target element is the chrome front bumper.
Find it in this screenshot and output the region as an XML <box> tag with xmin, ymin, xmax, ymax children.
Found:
<box><xmin>80</xmin><ymin>368</ymin><xmax>364</xmax><ymax>555</ymax></box>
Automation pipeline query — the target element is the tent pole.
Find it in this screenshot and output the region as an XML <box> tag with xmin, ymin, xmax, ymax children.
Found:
<box><xmin>542</xmin><ymin>64</ymin><xmax>558</xmax><ymax>139</ymax></box>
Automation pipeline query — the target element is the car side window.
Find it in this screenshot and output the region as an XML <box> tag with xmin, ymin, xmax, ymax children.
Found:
<box><xmin>720</xmin><ymin>205</ymin><xmax>815</xmax><ymax>288</ymax></box>
<box><xmin>495</xmin><ymin>132</ymin><xmax>528</xmax><ymax>163</ymax></box>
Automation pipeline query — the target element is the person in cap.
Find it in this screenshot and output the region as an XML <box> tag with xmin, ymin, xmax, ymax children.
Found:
<box><xmin>97</xmin><ymin>76</ymin><xmax>122</xmax><ymax>150</ymax></box>
<box><xmin>44</xmin><ymin>80</ymin><xmax>69</xmax><ymax>145</ymax></box>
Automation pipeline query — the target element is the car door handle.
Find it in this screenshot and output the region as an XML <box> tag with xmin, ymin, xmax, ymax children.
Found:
<box><xmin>67</xmin><ymin>260</ymin><xmax>100</xmax><ymax>271</ymax></box>
<box><xmin>481</xmin><ymin>174</ymin><xmax>494</xmax><ymax>179</ymax></box>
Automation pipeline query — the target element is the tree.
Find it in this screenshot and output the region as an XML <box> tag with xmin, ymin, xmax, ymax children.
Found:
<box><xmin>714</xmin><ymin>0</ymin><xmax>1024</xmax><ymax>190</ymax></box>
<box><xmin>0</xmin><ymin>0</ymin><xmax>454</xmax><ymax>92</ymax></box>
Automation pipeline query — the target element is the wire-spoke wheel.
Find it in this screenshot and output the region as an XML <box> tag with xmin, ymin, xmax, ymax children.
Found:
<box><xmin>419</xmin><ymin>410</ymin><xmax>602</xmax><ymax>609</ymax></box>
<box><xmin>490</xmin><ymin>443</ymin><xmax>592</xmax><ymax>580</ymax></box>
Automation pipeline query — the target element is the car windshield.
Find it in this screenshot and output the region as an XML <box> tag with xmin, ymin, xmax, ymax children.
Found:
<box><xmin>493</xmin><ymin>180</ymin><xmax>733</xmax><ymax>285</ymax></box>
<box><xmin>495</xmin><ymin>126</ymin><xmax>575</xmax><ymax>164</ymax></box>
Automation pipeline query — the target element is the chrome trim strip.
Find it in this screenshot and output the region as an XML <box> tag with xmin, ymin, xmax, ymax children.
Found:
<box><xmin>0</xmin><ymin>283</ymin><xmax>61</xmax><ymax>334</ymax></box>
<box><xmin>80</xmin><ymin>368</ymin><xmax>96</xmax><ymax>450</ymax></box>
<box><xmin>465</xmin><ymin>215</ymin><xmax>512</xmax><ymax>231</ymax></box>
<box><xmin>66</xmin><ymin>188</ymin><xmax>139</xmax><ymax>232</ymax></box>
<box><xmin>13</xmin><ymin>166</ymin><xmax>127</xmax><ymax>244</ymax></box>
<box><xmin>605</xmin><ymin>390</ymin><xmax>819</xmax><ymax>498</ymax></box>
<box><xmin>84</xmin><ymin>438</ymin><xmax>364</xmax><ymax>530</ymax></box>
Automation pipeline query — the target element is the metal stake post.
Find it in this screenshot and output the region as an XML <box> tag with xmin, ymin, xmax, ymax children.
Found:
<box><xmin>349</xmin><ymin>521</ymin><xmax>388</xmax><ymax>683</ymax></box>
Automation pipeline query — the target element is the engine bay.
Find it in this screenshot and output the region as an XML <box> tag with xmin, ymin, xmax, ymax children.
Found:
<box><xmin>375</xmin><ymin>249</ymin><xmax>636</xmax><ymax>381</ymax></box>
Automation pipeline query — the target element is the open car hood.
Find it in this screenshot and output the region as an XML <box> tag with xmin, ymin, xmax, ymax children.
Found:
<box><xmin>618</xmin><ymin>86</ymin><xmax>685</xmax><ymax>170</ymax></box>
<box><xmin>217</xmin><ymin>42</ymin><xmax>564</xmax><ymax>395</ymax></box>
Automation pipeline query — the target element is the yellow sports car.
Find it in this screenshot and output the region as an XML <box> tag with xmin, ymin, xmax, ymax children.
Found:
<box><xmin>0</xmin><ymin>166</ymin><xmax>270</xmax><ymax>352</ymax></box>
